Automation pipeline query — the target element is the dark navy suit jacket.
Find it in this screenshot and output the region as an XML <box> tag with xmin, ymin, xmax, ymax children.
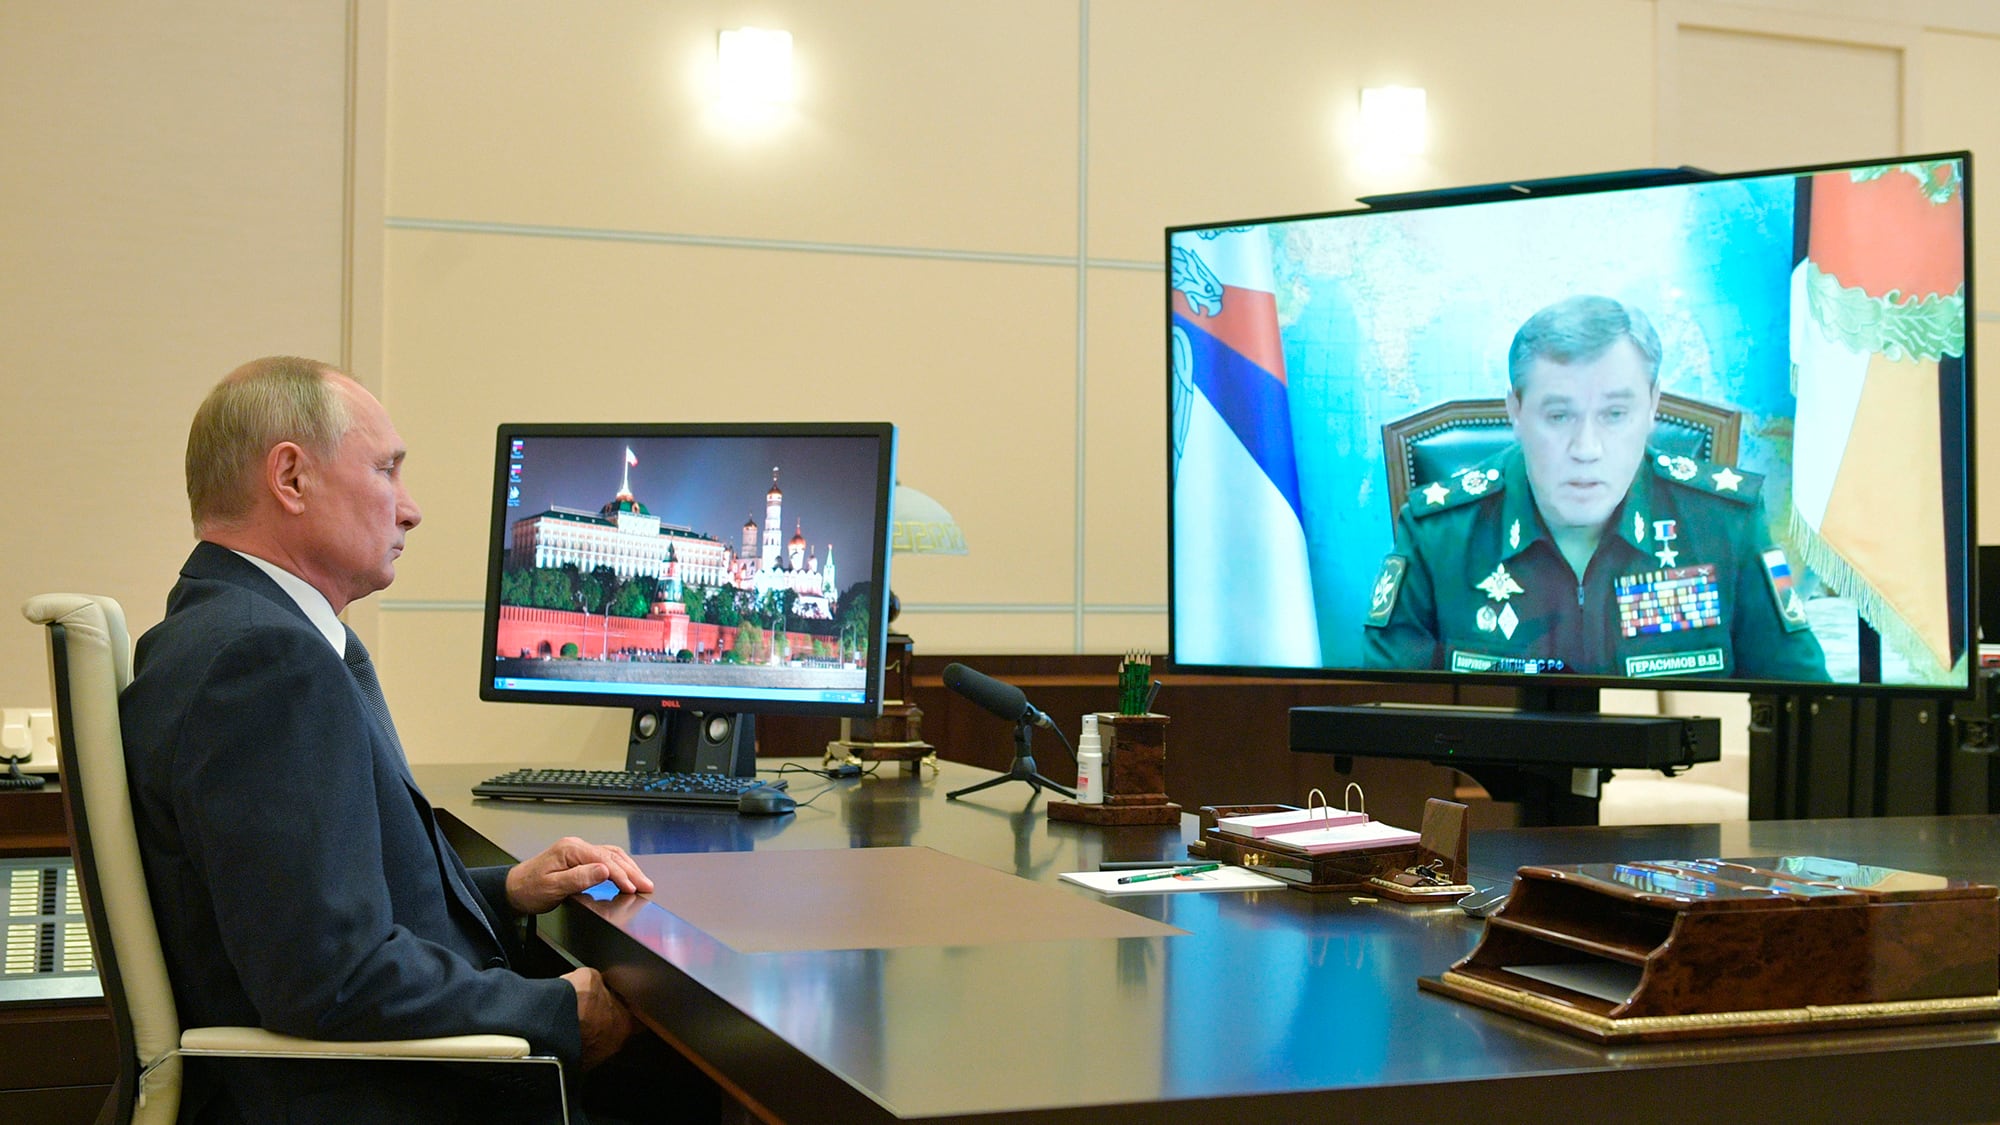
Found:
<box><xmin>120</xmin><ymin>543</ymin><xmax>579</xmax><ymax>1123</ymax></box>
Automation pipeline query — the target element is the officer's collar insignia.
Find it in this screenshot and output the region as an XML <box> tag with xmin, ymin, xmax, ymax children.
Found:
<box><xmin>1657</xmin><ymin>453</ymin><xmax>1699</xmax><ymax>481</ymax></box>
<box><xmin>1476</xmin><ymin>563</ymin><xmax>1524</xmax><ymax>603</ymax></box>
<box><xmin>1712</xmin><ymin>466</ymin><xmax>1743</xmax><ymax>492</ymax></box>
<box><xmin>1508</xmin><ymin>520</ymin><xmax>1521</xmax><ymax>551</ymax></box>
<box><xmin>1633</xmin><ymin>511</ymin><xmax>1646</xmax><ymax>544</ymax></box>
<box><xmin>1423</xmin><ymin>480</ymin><xmax>1451</xmax><ymax>506</ymax></box>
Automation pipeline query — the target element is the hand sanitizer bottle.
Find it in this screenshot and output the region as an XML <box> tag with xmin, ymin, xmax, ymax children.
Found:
<box><xmin>1076</xmin><ymin>713</ymin><xmax>1104</xmax><ymax>805</ymax></box>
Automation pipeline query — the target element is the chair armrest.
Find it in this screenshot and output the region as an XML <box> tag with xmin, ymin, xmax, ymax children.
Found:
<box><xmin>180</xmin><ymin>1026</ymin><xmax>532</xmax><ymax>1059</ymax></box>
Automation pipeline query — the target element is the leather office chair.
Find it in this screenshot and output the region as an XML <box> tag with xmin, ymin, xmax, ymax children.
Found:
<box><xmin>24</xmin><ymin>593</ymin><xmax>567</xmax><ymax>1125</ymax></box>
<box><xmin>1381</xmin><ymin>392</ymin><xmax>1743</xmax><ymax>514</ymax></box>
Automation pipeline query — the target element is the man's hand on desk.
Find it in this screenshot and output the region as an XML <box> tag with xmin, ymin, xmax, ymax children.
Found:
<box><xmin>562</xmin><ymin>966</ymin><xmax>636</xmax><ymax>1071</ymax></box>
<box><xmin>505</xmin><ymin>835</ymin><xmax>654</xmax><ymax>915</ymax></box>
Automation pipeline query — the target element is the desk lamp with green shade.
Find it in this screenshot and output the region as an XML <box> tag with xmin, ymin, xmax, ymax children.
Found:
<box><xmin>824</xmin><ymin>484</ymin><xmax>966</xmax><ymax>772</ymax></box>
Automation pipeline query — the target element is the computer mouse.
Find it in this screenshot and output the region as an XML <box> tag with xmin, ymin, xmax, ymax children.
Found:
<box><xmin>738</xmin><ymin>785</ymin><xmax>797</xmax><ymax>816</ymax></box>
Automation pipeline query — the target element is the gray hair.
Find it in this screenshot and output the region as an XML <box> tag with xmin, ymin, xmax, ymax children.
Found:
<box><xmin>186</xmin><ymin>356</ymin><xmax>351</xmax><ymax>531</ymax></box>
<box><xmin>1507</xmin><ymin>295</ymin><xmax>1662</xmax><ymax>393</ymax></box>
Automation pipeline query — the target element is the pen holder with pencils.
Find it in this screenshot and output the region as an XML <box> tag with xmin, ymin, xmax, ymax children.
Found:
<box><xmin>1049</xmin><ymin>713</ymin><xmax>1182</xmax><ymax>826</ymax></box>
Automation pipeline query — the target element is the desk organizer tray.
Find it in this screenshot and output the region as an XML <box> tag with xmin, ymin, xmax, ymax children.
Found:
<box><xmin>1420</xmin><ymin>856</ymin><xmax>2000</xmax><ymax>1043</ymax></box>
<box><xmin>1189</xmin><ymin>799</ymin><xmax>1473</xmax><ymax>901</ymax></box>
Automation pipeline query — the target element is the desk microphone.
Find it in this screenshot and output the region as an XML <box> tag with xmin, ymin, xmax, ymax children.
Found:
<box><xmin>942</xmin><ymin>663</ymin><xmax>1057</xmax><ymax>730</ymax></box>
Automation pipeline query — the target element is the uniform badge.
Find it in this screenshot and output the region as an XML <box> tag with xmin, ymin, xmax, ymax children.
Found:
<box><xmin>1508</xmin><ymin>520</ymin><xmax>1521</xmax><ymax>551</ymax></box>
<box><xmin>1422</xmin><ymin>481</ymin><xmax>1450</xmax><ymax>506</ymax></box>
<box><xmin>1476</xmin><ymin>606</ymin><xmax>1498</xmax><ymax>633</ymax></box>
<box><xmin>1657</xmin><ymin>453</ymin><xmax>1698</xmax><ymax>481</ymax></box>
<box><xmin>1652</xmin><ymin>519</ymin><xmax>1679</xmax><ymax>568</ymax></box>
<box><xmin>1366</xmin><ymin>555</ymin><xmax>1408</xmax><ymax>627</ymax></box>
<box><xmin>1461</xmin><ymin>471</ymin><xmax>1489</xmax><ymax>496</ymax></box>
<box><xmin>1761</xmin><ymin>547</ymin><xmax>1810</xmax><ymax>632</ymax></box>
<box><xmin>1497</xmin><ymin>603</ymin><xmax>1519</xmax><ymax>639</ymax></box>
<box><xmin>1476</xmin><ymin>564</ymin><xmax>1524</xmax><ymax>603</ymax></box>
<box><xmin>1712</xmin><ymin>466</ymin><xmax>1742</xmax><ymax>492</ymax></box>
<box><xmin>1633</xmin><ymin>511</ymin><xmax>1646</xmax><ymax>544</ymax></box>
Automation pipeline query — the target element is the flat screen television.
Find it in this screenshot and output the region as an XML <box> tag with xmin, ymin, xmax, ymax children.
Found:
<box><xmin>1167</xmin><ymin>153</ymin><xmax>1973</xmax><ymax>701</ymax></box>
<box><xmin>479</xmin><ymin>422</ymin><xmax>896</xmax><ymax>771</ymax></box>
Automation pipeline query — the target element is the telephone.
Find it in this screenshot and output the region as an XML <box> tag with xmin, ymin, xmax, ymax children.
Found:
<box><xmin>1</xmin><ymin>708</ymin><xmax>59</xmax><ymax>775</ymax></box>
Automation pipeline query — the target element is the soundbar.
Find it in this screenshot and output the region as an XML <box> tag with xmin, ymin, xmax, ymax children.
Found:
<box><xmin>1289</xmin><ymin>704</ymin><xmax>1720</xmax><ymax>771</ymax></box>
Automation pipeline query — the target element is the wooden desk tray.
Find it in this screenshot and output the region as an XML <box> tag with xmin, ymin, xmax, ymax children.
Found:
<box><xmin>1190</xmin><ymin>799</ymin><xmax>1472</xmax><ymax>901</ymax></box>
<box><xmin>1420</xmin><ymin>856</ymin><xmax>2000</xmax><ymax>1043</ymax></box>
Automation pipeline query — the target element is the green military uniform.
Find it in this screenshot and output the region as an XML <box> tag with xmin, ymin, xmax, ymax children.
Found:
<box><xmin>1363</xmin><ymin>445</ymin><xmax>1829</xmax><ymax>680</ymax></box>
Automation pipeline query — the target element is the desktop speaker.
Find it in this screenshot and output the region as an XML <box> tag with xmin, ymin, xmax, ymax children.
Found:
<box><xmin>625</xmin><ymin>708</ymin><xmax>758</xmax><ymax>777</ymax></box>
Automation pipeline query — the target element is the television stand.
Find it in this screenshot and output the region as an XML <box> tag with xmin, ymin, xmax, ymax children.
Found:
<box><xmin>1289</xmin><ymin>702</ymin><xmax>1721</xmax><ymax>827</ymax></box>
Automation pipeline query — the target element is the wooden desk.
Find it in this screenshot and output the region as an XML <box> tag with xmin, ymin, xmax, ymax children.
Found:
<box><xmin>426</xmin><ymin>762</ymin><xmax>2000</xmax><ymax>1125</ymax></box>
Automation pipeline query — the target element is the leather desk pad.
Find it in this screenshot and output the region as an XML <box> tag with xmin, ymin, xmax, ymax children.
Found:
<box><xmin>626</xmin><ymin>846</ymin><xmax>1186</xmax><ymax>953</ymax></box>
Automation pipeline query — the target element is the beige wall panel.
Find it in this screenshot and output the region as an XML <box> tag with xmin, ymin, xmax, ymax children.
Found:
<box><xmin>1085</xmin><ymin>0</ymin><xmax>1655</xmax><ymax>263</ymax></box>
<box><xmin>0</xmin><ymin>4</ymin><xmax>349</xmax><ymax>708</ymax></box>
<box><xmin>1082</xmin><ymin>613</ymin><xmax>1168</xmax><ymax>656</ymax></box>
<box><xmin>379</xmin><ymin>230</ymin><xmax>1076</xmax><ymax>609</ymax></box>
<box><xmin>378</xmin><ymin>609</ymin><xmax>633</xmax><ymax>766</ymax></box>
<box><xmin>387</xmin><ymin>0</ymin><xmax>1078</xmax><ymax>256</ymax></box>
<box><xmin>1668</xmin><ymin>27</ymin><xmax>1901</xmax><ymax>172</ymax></box>
<box><xmin>1979</xmin><ymin>316</ymin><xmax>1998</xmax><ymax>543</ymax></box>
<box><xmin>1916</xmin><ymin>31</ymin><xmax>2000</xmax><ymax>303</ymax></box>
<box><xmin>1083</xmin><ymin>268</ymin><xmax>1167</xmax><ymax>607</ymax></box>
<box><xmin>891</xmin><ymin>612</ymin><xmax>1076</xmax><ymax>656</ymax></box>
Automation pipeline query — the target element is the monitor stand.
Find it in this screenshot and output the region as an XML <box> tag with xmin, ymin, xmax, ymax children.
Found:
<box><xmin>625</xmin><ymin>707</ymin><xmax>758</xmax><ymax>777</ymax></box>
<box><xmin>1289</xmin><ymin>687</ymin><xmax>1720</xmax><ymax>827</ymax></box>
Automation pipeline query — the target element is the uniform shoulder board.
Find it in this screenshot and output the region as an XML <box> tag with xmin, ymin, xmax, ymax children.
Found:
<box><xmin>1410</xmin><ymin>465</ymin><xmax>1505</xmax><ymax>518</ymax></box>
<box><xmin>1648</xmin><ymin>452</ymin><xmax>1763</xmax><ymax>504</ymax></box>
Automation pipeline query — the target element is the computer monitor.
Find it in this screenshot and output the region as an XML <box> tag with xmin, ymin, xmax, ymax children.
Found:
<box><xmin>1168</xmin><ymin>152</ymin><xmax>1974</xmax><ymax>700</ymax></box>
<box><xmin>479</xmin><ymin>422</ymin><xmax>896</xmax><ymax>773</ymax></box>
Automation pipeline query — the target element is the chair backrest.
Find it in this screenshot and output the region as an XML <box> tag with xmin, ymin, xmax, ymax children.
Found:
<box><xmin>1380</xmin><ymin>392</ymin><xmax>1743</xmax><ymax>515</ymax></box>
<box><xmin>24</xmin><ymin>593</ymin><xmax>183</xmax><ymax>1125</ymax></box>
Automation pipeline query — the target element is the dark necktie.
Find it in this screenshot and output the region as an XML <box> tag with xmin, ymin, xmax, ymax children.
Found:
<box><xmin>342</xmin><ymin>625</ymin><xmax>502</xmax><ymax>953</ymax></box>
<box><xmin>343</xmin><ymin>625</ymin><xmax>409</xmax><ymax>767</ymax></box>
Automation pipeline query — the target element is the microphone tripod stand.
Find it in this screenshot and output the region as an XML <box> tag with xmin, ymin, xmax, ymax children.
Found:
<box><xmin>946</xmin><ymin>718</ymin><xmax>1075</xmax><ymax>802</ymax></box>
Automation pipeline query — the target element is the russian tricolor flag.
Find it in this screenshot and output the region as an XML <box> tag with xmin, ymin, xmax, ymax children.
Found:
<box><xmin>1170</xmin><ymin>228</ymin><xmax>1321</xmax><ymax>666</ymax></box>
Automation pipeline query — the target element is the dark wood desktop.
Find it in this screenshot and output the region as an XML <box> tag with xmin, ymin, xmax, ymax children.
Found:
<box><xmin>426</xmin><ymin>761</ymin><xmax>2000</xmax><ymax>1125</ymax></box>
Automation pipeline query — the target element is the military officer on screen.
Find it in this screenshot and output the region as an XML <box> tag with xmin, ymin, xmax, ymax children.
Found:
<box><xmin>1363</xmin><ymin>294</ymin><xmax>1830</xmax><ymax>681</ymax></box>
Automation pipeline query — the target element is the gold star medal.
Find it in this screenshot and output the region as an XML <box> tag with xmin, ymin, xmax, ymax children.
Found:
<box><xmin>1652</xmin><ymin>519</ymin><xmax>1679</xmax><ymax>567</ymax></box>
<box><xmin>1476</xmin><ymin>563</ymin><xmax>1524</xmax><ymax>603</ymax></box>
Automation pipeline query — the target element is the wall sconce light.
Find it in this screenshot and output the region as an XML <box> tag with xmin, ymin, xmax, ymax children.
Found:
<box><xmin>716</xmin><ymin>27</ymin><xmax>795</xmax><ymax>108</ymax></box>
<box><xmin>1359</xmin><ymin>85</ymin><xmax>1428</xmax><ymax>157</ymax></box>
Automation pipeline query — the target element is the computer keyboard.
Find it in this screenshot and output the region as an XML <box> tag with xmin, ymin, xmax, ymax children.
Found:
<box><xmin>472</xmin><ymin>768</ymin><xmax>784</xmax><ymax>808</ymax></box>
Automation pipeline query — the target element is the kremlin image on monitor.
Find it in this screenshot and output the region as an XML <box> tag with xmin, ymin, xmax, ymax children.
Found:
<box><xmin>489</xmin><ymin>431</ymin><xmax>887</xmax><ymax>707</ymax></box>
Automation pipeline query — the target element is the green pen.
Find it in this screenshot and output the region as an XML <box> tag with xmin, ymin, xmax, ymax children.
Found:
<box><xmin>1116</xmin><ymin>862</ymin><xmax>1221</xmax><ymax>885</ymax></box>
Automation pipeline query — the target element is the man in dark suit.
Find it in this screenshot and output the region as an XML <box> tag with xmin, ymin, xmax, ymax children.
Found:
<box><xmin>121</xmin><ymin>356</ymin><xmax>650</xmax><ymax>1123</ymax></box>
